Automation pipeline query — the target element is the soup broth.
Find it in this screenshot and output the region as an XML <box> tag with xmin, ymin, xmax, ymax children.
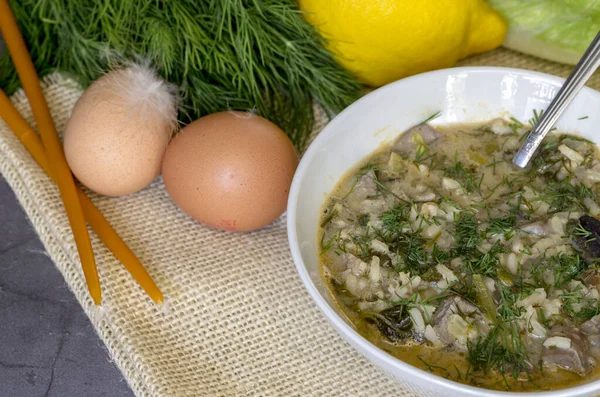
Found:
<box><xmin>319</xmin><ymin>118</ymin><xmax>600</xmax><ymax>391</ymax></box>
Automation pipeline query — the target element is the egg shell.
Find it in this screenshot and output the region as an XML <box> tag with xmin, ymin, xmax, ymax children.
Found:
<box><xmin>162</xmin><ymin>111</ymin><xmax>298</xmax><ymax>232</ymax></box>
<box><xmin>64</xmin><ymin>69</ymin><xmax>173</xmax><ymax>196</ymax></box>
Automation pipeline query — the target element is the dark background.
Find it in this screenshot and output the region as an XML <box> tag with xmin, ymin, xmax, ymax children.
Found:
<box><xmin>0</xmin><ymin>36</ymin><xmax>135</xmax><ymax>397</ymax></box>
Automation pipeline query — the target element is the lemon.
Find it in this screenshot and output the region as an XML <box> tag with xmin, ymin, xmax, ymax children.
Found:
<box><xmin>299</xmin><ymin>0</ymin><xmax>507</xmax><ymax>87</ymax></box>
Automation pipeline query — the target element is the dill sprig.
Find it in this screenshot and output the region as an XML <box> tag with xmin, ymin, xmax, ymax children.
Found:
<box><xmin>561</xmin><ymin>288</ymin><xmax>600</xmax><ymax>324</ymax></box>
<box><xmin>418</xmin><ymin>111</ymin><xmax>441</xmax><ymax>125</ymax></box>
<box><xmin>496</xmin><ymin>283</ymin><xmax>522</xmax><ymax>321</ymax></box>
<box><xmin>568</xmin><ymin>304</ymin><xmax>600</xmax><ymax>324</ymax></box>
<box><xmin>417</xmin><ymin>356</ymin><xmax>449</xmax><ymax>374</ymax></box>
<box><xmin>531</xmin><ymin>252</ymin><xmax>589</xmax><ymax>288</ymax></box>
<box><xmin>453</xmin><ymin>212</ymin><xmax>480</xmax><ymax>255</ymax></box>
<box><xmin>319</xmin><ymin>206</ymin><xmax>337</xmax><ymax>228</ymax></box>
<box><xmin>467</xmin><ymin>322</ymin><xmax>529</xmax><ymax>384</ymax></box>
<box><xmin>529</xmin><ymin>109</ymin><xmax>545</xmax><ymax>127</ymax></box>
<box><xmin>350</xmin><ymin>232</ymin><xmax>373</xmax><ymax>259</ymax></box>
<box><xmin>363</xmin><ymin>300</ymin><xmax>414</xmax><ymax>342</ymax></box>
<box><xmin>347</xmin><ymin>163</ymin><xmax>404</xmax><ymax>201</ymax></box>
<box><xmin>527</xmin><ymin>134</ymin><xmax>561</xmax><ymax>176</ymax></box>
<box><xmin>0</xmin><ymin>0</ymin><xmax>362</xmax><ymax>149</ymax></box>
<box><xmin>467</xmin><ymin>283</ymin><xmax>528</xmax><ymax>387</ymax></box>
<box><xmin>573</xmin><ymin>223</ymin><xmax>597</xmax><ymax>244</ymax></box>
<box><xmin>432</xmin><ymin>244</ymin><xmax>450</xmax><ymax>264</ymax></box>
<box><xmin>320</xmin><ymin>230</ymin><xmax>339</xmax><ymax>253</ymax></box>
<box><xmin>404</xmin><ymin>234</ymin><xmax>428</xmax><ymax>271</ymax></box>
<box><xmin>381</xmin><ymin>204</ymin><xmax>411</xmax><ymax>235</ymax></box>
<box><xmin>533</xmin><ymin>178</ymin><xmax>594</xmax><ymax>213</ymax></box>
<box><xmin>508</xmin><ymin>117</ymin><xmax>523</xmax><ymax>136</ymax></box>
<box><xmin>343</xmin><ymin>163</ymin><xmax>379</xmax><ymax>199</ymax></box>
<box><xmin>462</xmin><ymin>242</ymin><xmax>504</xmax><ymax>278</ymax></box>
<box><xmin>379</xmin><ymin>204</ymin><xmax>433</xmax><ymax>274</ymax></box>
<box><xmin>487</xmin><ymin>215</ymin><xmax>517</xmax><ymax>239</ymax></box>
<box><xmin>414</xmin><ymin>144</ymin><xmax>430</xmax><ymax>163</ymax></box>
<box><xmin>445</xmin><ymin>158</ymin><xmax>481</xmax><ymax>193</ymax></box>
<box><xmin>358</xmin><ymin>214</ymin><xmax>370</xmax><ymax>227</ymax></box>
<box><xmin>549</xmin><ymin>253</ymin><xmax>588</xmax><ymax>288</ymax></box>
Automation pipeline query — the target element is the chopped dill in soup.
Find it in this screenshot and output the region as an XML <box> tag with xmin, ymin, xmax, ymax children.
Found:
<box><xmin>318</xmin><ymin>117</ymin><xmax>600</xmax><ymax>391</ymax></box>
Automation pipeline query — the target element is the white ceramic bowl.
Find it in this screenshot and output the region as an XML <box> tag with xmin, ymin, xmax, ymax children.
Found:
<box><xmin>287</xmin><ymin>67</ymin><xmax>600</xmax><ymax>397</ymax></box>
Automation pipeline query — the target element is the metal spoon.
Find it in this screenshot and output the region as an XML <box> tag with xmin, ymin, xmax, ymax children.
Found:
<box><xmin>513</xmin><ymin>31</ymin><xmax>600</xmax><ymax>168</ymax></box>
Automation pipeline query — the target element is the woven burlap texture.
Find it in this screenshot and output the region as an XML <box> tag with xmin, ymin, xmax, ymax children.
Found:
<box><xmin>1</xmin><ymin>48</ymin><xmax>599</xmax><ymax>397</ymax></box>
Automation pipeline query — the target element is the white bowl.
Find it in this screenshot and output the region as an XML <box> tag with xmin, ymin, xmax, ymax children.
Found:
<box><xmin>287</xmin><ymin>67</ymin><xmax>600</xmax><ymax>397</ymax></box>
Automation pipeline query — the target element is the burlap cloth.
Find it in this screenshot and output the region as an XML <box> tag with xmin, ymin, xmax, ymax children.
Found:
<box><xmin>1</xmin><ymin>48</ymin><xmax>600</xmax><ymax>397</ymax></box>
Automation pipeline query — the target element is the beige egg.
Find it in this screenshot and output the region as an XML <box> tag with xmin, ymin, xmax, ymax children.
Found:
<box><xmin>162</xmin><ymin>111</ymin><xmax>299</xmax><ymax>232</ymax></box>
<box><xmin>64</xmin><ymin>66</ymin><xmax>176</xmax><ymax>196</ymax></box>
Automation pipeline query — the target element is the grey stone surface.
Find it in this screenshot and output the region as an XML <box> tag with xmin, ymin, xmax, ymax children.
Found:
<box><xmin>0</xmin><ymin>176</ymin><xmax>134</xmax><ymax>397</ymax></box>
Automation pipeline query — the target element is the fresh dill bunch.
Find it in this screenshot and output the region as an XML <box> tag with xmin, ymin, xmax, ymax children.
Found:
<box><xmin>0</xmin><ymin>0</ymin><xmax>362</xmax><ymax>150</ymax></box>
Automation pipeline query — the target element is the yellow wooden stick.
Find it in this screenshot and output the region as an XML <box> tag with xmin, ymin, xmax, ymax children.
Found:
<box><xmin>0</xmin><ymin>0</ymin><xmax>100</xmax><ymax>304</ymax></box>
<box><xmin>0</xmin><ymin>90</ymin><xmax>164</xmax><ymax>303</ymax></box>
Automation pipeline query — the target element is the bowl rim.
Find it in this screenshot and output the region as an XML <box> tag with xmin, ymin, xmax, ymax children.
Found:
<box><xmin>287</xmin><ymin>66</ymin><xmax>600</xmax><ymax>397</ymax></box>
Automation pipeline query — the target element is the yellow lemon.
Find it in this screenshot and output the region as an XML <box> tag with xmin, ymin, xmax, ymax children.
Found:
<box><xmin>299</xmin><ymin>0</ymin><xmax>507</xmax><ymax>87</ymax></box>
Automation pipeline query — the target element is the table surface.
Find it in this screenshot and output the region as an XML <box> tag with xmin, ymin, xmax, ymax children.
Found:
<box><xmin>0</xmin><ymin>34</ymin><xmax>133</xmax><ymax>397</ymax></box>
<box><xmin>0</xmin><ymin>176</ymin><xmax>134</xmax><ymax>397</ymax></box>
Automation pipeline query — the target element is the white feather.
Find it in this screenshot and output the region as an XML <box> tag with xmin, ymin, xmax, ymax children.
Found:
<box><xmin>94</xmin><ymin>63</ymin><xmax>178</xmax><ymax>137</ymax></box>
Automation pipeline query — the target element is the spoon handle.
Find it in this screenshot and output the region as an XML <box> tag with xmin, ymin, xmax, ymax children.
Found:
<box><xmin>513</xmin><ymin>31</ymin><xmax>600</xmax><ymax>168</ymax></box>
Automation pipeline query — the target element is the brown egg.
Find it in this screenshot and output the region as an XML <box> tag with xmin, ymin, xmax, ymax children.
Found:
<box><xmin>162</xmin><ymin>111</ymin><xmax>298</xmax><ymax>232</ymax></box>
<box><xmin>64</xmin><ymin>66</ymin><xmax>176</xmax><ymax>196</ymax></box>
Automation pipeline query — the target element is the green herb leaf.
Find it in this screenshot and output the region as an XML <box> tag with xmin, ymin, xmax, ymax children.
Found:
<box><xmin>381</xmin><ymin>204</ymin><xmax>411</xmax><ymax>235</ymax></box>
<box><xmin>454</xmin><ymin>212</ymin><xmax>480</xmax><ymax>255</ymax></box>
<box><xmin>0</xmin><ymin>0</ymin><xmax>362</xmax><ymax>150</ymax></box>
<box><xmin>462</xmin><ymin>242</ymin><xmax>504</xmax><ymax>278</ymax></box>
<box><xmin>533</xmin><ymin>178</ymin><xmax>594</xmax><ymax>213</ymax></box>
<box><xmin>467</xmin><ymin>322</ymin><xmax>529</xmax><ymax>384</ymax></box>
<box><xmin>487</xmin><ymin>215</ymin><xmax>517</xmax><ymax>239</ymax></box>
<box><xmin>549</xmin><ymin>253</ymin><xmax>588</xmax><ymax>287</ymax></box>
<box><xmin>445</xmin><ymin>158</ymin><xmax>480</xmax><ymax>193</ymax></box>
<box><xmin>419</xmin><ymin>111</ymin><xmax>441</xmax><ymax>125</ymax></box>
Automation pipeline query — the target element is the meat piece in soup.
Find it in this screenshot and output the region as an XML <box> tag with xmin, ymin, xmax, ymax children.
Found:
<box><xmin>318</xmin><ymin>117</ymin><xmax>600</xmax><ymax>391</ymax></box>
